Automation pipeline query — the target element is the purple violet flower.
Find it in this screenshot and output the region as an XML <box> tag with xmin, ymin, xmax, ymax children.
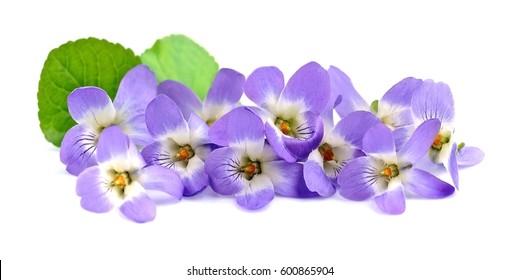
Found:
<box><xmin>243</xmin><ymin>62</ymin><xmax>331</xmax><ymax>162</ymax></box>
<box><xmin>337</xmin><ymin>119</ymin><xmax>455</xmax><ymax>215</ymax></box>
<box><xmin>157</xmin><ymin>68</ymin><xmax>245</xmax><ymax>126</ymax></box>
<box><xmin>329</xmin><ymin>66</ymin><xmax>423</xmax><ymax>149</ymax></box>
<box><xmin>205</xmin><ymin>107</ymin><xmax>316</xmax><ymax>210</ymax></box>
<box><xmin>412</xmin><ymin>80</ymin><xmax>485</xmax><ymax>189</ymax></box>
<box><xmin>60</xmin><ymin>65</ymin><xmax>157</xmax><ymax>175</ymax></box>
<box><xmin>76</xmin><ymin>126</ymin><xmax>184</xmax><ymax>223</ymax></box>
<box><xmin>142</xmin><ymin>95</ymin><xmax>212</xmax><ymax>196</ymax></box>
<box><xmin>303</xmin><ymin>111</ymin><xmax>381</xmax><ymax>196</ymax></box>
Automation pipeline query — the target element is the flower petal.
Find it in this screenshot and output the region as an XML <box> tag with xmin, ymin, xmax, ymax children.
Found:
<box><xmin>380</xmin><ymin>77</ymin><xmax>423</xmax><ymax>107</ymax></box>
<box><xmin>67</xmin><ymin>87</ymin><xmax>116</xmax><ymax>128</ymax></box>
<box><xmin>119</xmin><ymin>188</ymin><xmax>156</xmax><ymax>223</ymax></box>
<box><xmin>135</xmin><ymin>165</ymin><xmax>184</xmax><ymax>200</ymax></box>
<box><xmin>244</xmin><ymin>66</ymin><xmax>284</xmax><ymax>109</ymax></box>
<box><xmin>281</xmin><ymin>111</ymin><xmax>324</xmax><ymax>160</ymax></box>
<box><xmin>392</xmin><ymin>126</ymin><xmax>413</xmax><ymax>151</ymax></box>
<box><xmin>113</xmin><ymin>65</ymin><xmax>157</xmax><ymax>115</ymax></box>
<box><xmin>158</xmin><ymin>80</ymin><xmax>202</xmax><ymax>120</ymax></box>
<box><xmin>60</xmin><ymin>124</ymin><xmax>98</xmax><ymax>176</ymax></box>
<box><xmin>235</xmin><ymin>174</ymin><xmax>275</xmax><ymax>210</ymax></box>
<box><xmin>374</xmin><ymin>183</ymin><xmax>406</xmax><ymax>215</ymax></box>
<box><xmin>446</xmin><ymin>143</ymin><xmax>459</xmax><ymax>190</ymax></box>
<box><xmin>205</xmin><ymin>147</ymin><xmax>246</xmax><ymax>195</ymax></box>
<box><xmin>362</xmin><ymin>124</ymin><xmax>396</xmax><ymax>155</ymax></box>
<box><xmin>457</xmin><ymin>146</ymin><xmax>485</xmax><ymax>168</ymax></box>
<box><xmin>80</xmin><ymin>195</ymin><xmax>114</xmax><ymax>214</ymax></box>
<box><xmin>412</xmin><ymin>80</ymin><xmax>455</xmax><ymax>125</ymax></box>
<box><xmin>281</xmin><ymin>62</ymin><xmax>330</xmax><ymax>114</ymax></box>
<box><xmin>329</xmin><ymin>65</ymin><xmax>369</xmax><ymax>117</ymax></box>
<box><xmin>76</xmin><ymin>166</ymin><xmax>107</xmax><ymax>197</ymax></box>
<box><xmin>337</xmin><ymin>157</ymin><xmax>380</xmax><ymax>201</ymax></box>
<box><xmin>145</xmin><ymin>95</ymin><xmax>189</xmax><ymax>142</ymax></box>
<box><xmin>333</xmin><ymin>111</ymin><xmax>381</xmax><ymax>148</ymax></box>
<box><xmin>397</xmin><ymin>119</ymin><xmax>441</xmax><ymax>165</ymax></box>
<box><xmin>96</xmin><ymin>126</ymin><xmax>131</xmax><ymax>163</ymax></box>
<box><xmin>303</xmin><ymin>159</ymin><xmax>335</xmax><ymax>197</ymax></box>
<box><xmin>262</xmin><ymin>160</ymin><xmax>317</xmax><ymax>198</ymax></box>
<box><xmin>181</xmin><ymin>155</ymin><xmax>210</xmax><ymax>196</ymax></box>
<box><xmin>404</xmin><ymin>168</ymin><xmax>455</xmax><ymax>198</ymax></box>
<box><xmin>265</xmin><ymin>122</ymin><xmax>297</xmax><ymax>162</ymax></box>
<box><xmin>188</xmin><ymin>113</ymin><xmax>210</xmax><ymax>148</ymax></box>
<box><xmin>225</xmin><ymin>107</ymin><xmax>265</xmax><ymax>160</ymax></box>
<box><xmin>205</xmin><ymin>68</ymin><xmax>245</xmax><ymax>106</ymax></box>
<box><xmin>117</xmin><ymin>113</ymin><xmax>153</xmax><ymax>147</ymax></box>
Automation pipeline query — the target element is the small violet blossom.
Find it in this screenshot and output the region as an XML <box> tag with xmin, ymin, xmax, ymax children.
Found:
<box><xmin>205</xmin><ymin>107</ymin><xmax>316</xmax><ymax>210</ymax></box>
<box><xmin>411</xmin><ymin>80</ymin><xmax>485</xmax><ymax>189</ymax></box>
<box><xmin>76</xmin><ymin>126</ymin><xmax>184</xmax><ymax>223</ymax></box>
<box><xmin>60</xmin><ymin>65</ymin><xmax>157</xmax><ymax>175</ymax></box>
<box><xmin>337</xmin><ymin>119</ymin><xmax>455</xmax><ymax>215</ymax></box>
<box><xmin>242</xmin><ymin>62</ymin><xmax>331</xmax><ymax>162</ymax></box>
<box><xmin>303</xmin><ymin>111</ymin><xmax>381</xmax><ymax>196</ymax></box>
<box><xmin>158</xmin><ymin>68</ymin><xmax>245</xmax><ymax>126</ymax></box>
<box><xmin>142</xmin><ymin>95</ymin><xmax>213</xmax><ymax>196</ymax></box>
<box><xmin>329</xmin><ymin>66</ymin><xmax>423</xmax><ymax>149</ymax></box>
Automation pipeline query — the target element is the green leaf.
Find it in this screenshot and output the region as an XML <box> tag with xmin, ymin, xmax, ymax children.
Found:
<box><xmin>37</xmin><ymin>38</ymin><xmax>141</xmax><ymax>147</ymax></box>
<box><xmin>140</xmin><ymin>34</ymin><xmax>219</xmax><ymax>100</ymax></box>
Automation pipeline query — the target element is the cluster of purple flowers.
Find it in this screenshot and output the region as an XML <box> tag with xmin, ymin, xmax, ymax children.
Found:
<box><xmin>61</xmin><ymin>63</ymin><xmax>484</xmax><ymax>222</ymax></box>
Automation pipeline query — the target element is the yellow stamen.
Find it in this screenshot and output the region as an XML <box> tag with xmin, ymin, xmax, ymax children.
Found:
<box><xmin>114</xmin><ymin>174</ymin><xmax>126</xmax><ymax>188</ymax></box>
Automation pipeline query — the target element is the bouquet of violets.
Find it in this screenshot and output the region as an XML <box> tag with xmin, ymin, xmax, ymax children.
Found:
<box><xmin>38</xmin><ymin>36</ymin><xmax>484</xmax><ymax>223</ymax></box>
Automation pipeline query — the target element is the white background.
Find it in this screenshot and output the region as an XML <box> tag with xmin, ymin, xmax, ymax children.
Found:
<box><xmin>1</xmin><ymin>0</ymin><xmax>517</xmax><ymax>279</ymax></box>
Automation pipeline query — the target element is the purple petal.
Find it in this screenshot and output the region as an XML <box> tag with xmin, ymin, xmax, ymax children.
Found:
<box><xmin>67</xmin><ymin>87</ymin><xmax>116</xmax><ymax>127</ymax></box>
<box><xmin>118</xmin><ymin>114</ymin><xmax>153</xmax><ymax>147</ymax></box>
<box><xmin>404</xmin><ymin>168</ymin><xmax>455</xmax><ymax>198</ymax></box>
<box><xmin>113</xmin><ymin>65</ymin><xmax>157</xmax><ymax>115</ymax></box>
<box><xmin>205</xmin><ymin>147</ymin><xmax>246</xmax><ymax>195</ymax></box>
<box><xmin>235</xmin><ymin>175</ymin><xmax>275</xmax><ymax>210</ymax></box>
<box><xmin>446</xmin><ymin>143</ymin><xmax>459</xmax><ymax>190</ymax></box>
<box><xmin>76</xmin><ymin>166</ymin><xmax>106</xmax><ymax>197</ymax></box>
<box><xmin>392</xmin><ymin>126</ymin><xmax>413</xmax><ymax>151</ymax></box>
<box><xmin>380</xmin><ymin>77</ymin><xmax>423</xmax><ymax>107</ymax></box>
<box><xmin>225</xmin><ymin>107</ymin><xmax>265</xmax><ymax>151</ymax></box>
<box><xmin>457</xmin><ymin>146</ymin><xmax>485</xmax><ymax>168</ymax></box>
<box><xmin>374</xmin><ymin>184</ymin><xmax>406</xmax><ymax>215</ymax></box>
<box><xmin>329</xmin><ymin>65</ymin><xmax>369</xmax><ymax>117</ymax></box>
<box><xmin>244</xmin><ymin>66</ymin><xmax>284</xmax><ymax>109</ymax></box>
<box><xmin>188</xmin><ymin>113</ymin><xmax>210</xmax><ymax>147</ymax></box>
<box><xmin>281</xmin><ymin>62</ymin><xmax>331</xmax><ymax>114</ymax></box>
<box><xmin>303</xmin><ymin>160</ymin><xmax>335</xmax><ymax>197</ymax></box>
<box><xmin>263</xmin><ymin>160</ymin><xmax>318</xmax><ymax>198</ymax></box>
<box><xmin>205</xmin><ymin>68</ymin><xmax>245</xmax><ymax>106</ymax></box>
<box><xmin>337</xmin><ymin>157</ymin><xmax>378</xmax><ymax>201</ymax></box>
<box><xmin>145</xmin><ymin>95</ymin><xmax>189</xmax><ymax>140</ymax></box>
<box><xmin>412</xmin><ymin>80</ymin><xmax>455</xmax><ymax>125</ymax></box>
<box><xmin>181</xmin><ymin>156</ymin><xmax>210</xmax><ymax>196</ymax></box>
<box><xmin>136</xmin><ymin>165</ymin><xmax>184</xmax><ymax>200</ymax></box>
<box><xmin>60</xmin><ymin>124</ymin><xmax>98</xmax><ymax>176</ymax></box>
<box><xmin>333</xmin><ymin>111</ymin><xmax>381</xmax><ymax>148</ymax></box>
<box><xmin>141</xmin><ymin>141</ymin><xmax>165</xmax><ymax>165</ymax></box>
<box><xmin>96</xmin><ymin>126</ymin><xmax>131</xmax><ymax>165</ymax></box>
<box><xmin>398</xmin><ymin>119</ymin><xmax>441</xmax><ymax>165</ymax></box>
<box><xmin>119</xmin><ymin>190</ymin><xmax>156</xmax><ymax>223</ymax></box>
<box><xmin>362</xmin><ymin>124</ymin><xmax>395</xmax><ymax>155</ymax></box>
<box><xmin>265</xmin><ymin>122</ymin><xmax>297</xmax><ymax>162</ymax></box>
<box><xmin>158</xmin><ymin>80</ymin><xmax>202</xmax><ymax>120</ymax></box>
<box><xmin>80</xmin><ymin>195</ymin><xmax>114</xmax><ymax>214</ymax></box>
<box><xmin>281</xmin><ymin>111</ymin><xmax>324</xmax><ymax>160</ymax></box>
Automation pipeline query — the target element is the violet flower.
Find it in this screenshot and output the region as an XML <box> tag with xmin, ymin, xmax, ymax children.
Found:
<box><xmin>60</xmin><ymin>65</ymin><xmax>157</xmax><ymax>175</ymax></box>
<box><xmin>329</xmin><ymin>66</ymin><xmax>423</xmax><ymax>149</ymax></box>
<box><xmin>76</xmin><ymin>126</ymin><xmax>183</xmax><ymax>223</ymax></box>
<box><xmin>158</xmin><ymin>68</ymin><xmax>245</xmax><ymax>126</ymax></box>
<box><xmin>205</xmin><ymin>107</ymin><xmax>316</xmax><ymax>210</ymax></box>
<box><xmin>411</xmin><ymin>80</ymin><xmax>484</xmax><ymax>189</ymax></box>
<box><xmin>337</xmin><ymin>119</ymin><xmax>455</xmax><ymax>215</ymax></box>
<box><xmin>303</xmin><ymin>111</ymin><xmax>381</xmax><ymax>196</ymax></box>
<box><xmin>142</xmin><ymin>95</ymin><xmax>212</xmax><ymax>196</ymax></box>
<box><xmin>243</xmin><ymin>62</ymin><xmax>330</xmax><ymax>162</ymax></box>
